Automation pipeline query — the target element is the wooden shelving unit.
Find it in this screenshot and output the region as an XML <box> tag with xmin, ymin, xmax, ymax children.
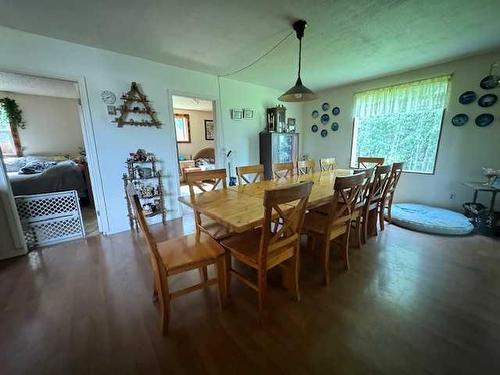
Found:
<box><xmin>122</xmin><ymin>151</ymin><xmax>166</xmax><ymax>230</ymax></box>
<box><xmin>113</xmin><ymin>82</ymin><xmax>162</xmax><ymax>128</ymax></box>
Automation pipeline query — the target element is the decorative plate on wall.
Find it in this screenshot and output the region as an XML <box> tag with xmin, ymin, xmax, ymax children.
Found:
<box><xmin>312</xmin><ymin>110</ymin><xmax>319</xmax><ymax>119</ymax></box>
<box><xmin>322</xmin><ymin>102</ymin><xmax>330</xmax><ymax>111</ymax></box>
<box><xmin>458</xmin><ymin>90</ymin><xmax>477</xmax><ymax>104</ymax></box>
<box><xmin>332</xmin><ymin>107</ymin><xmax>340</xmax><ymax>115</ymax></box>
<box><xmin>475</xmin><ymin>113</ymin><xmax>494</xmax><ymax>127</ymax></box>
<box><xmin>321</xmin><ymin>114</ymin><xmax>330</xmax><ymax>125</ymax></box>
<box><xmin>321</xmin><ymin>129</ymin><xmax>328</xmax><ymax>137</ymax></box>
<box><xmin>478</xmin><ymin>94</ymin><xmax>497</xmax><ymax>108</ymax></box>
<box><xmin>311</xmin><ymin>124</ymin><xmax>319</xmax><ymax>132</ymax></box>
<box><xmin>480</xmin><ymin>75</ymin><xmax>500</xmax><ymax>90</ymax></box>
<box><xmin>451</xmin><ymin>113</ymin><xmax>468</xmax><ymax>126</ymax></box>
<box><xmin>331</xmin><ymin>122</ymin><xmax>339</xmax><ymax>131</ymax></box>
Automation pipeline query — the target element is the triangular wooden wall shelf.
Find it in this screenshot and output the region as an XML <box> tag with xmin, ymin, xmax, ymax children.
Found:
<box><xmin>113</xmin><ymin>82</ymin><xmax>162</xmax><ymax>128</ymax></box>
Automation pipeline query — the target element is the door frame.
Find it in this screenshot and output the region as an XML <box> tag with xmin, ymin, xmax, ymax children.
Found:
<box><xmin>166</xmin><ymin>89</ymin><xmax>223</xmax><ymax>217</ymax></box>
<box><xmin>0</xmin><ymin>67</ymin><xmax>110</xmax><ymax>235</ymax></box>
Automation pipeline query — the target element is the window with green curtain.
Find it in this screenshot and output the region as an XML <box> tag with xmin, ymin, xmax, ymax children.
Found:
<box><xmin>351</xmin><ymin>75</ymin><xmax>450</xmax><ymax>174</ymax></box>
<box><xmin>0</xmin><ymin>104</ymin><xmax>17</xmax><ymax>156</ymax></box>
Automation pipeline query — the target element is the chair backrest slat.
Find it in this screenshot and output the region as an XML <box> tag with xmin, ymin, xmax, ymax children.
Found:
<box><xmin>185</xmin><ymin>168</ymin><xmax>227</xmax><ymax>198</ymax></box>
<box><xmin>368</xmin><ymin>165</ymin><xmax>392</xmax><ymax>203</ymax></box>
<box><xmin>358</xmin><ymin>156</ymin><xmax>385</xmax><ymax>169</ymax></box>
<box><xmin>320</xmin><ymin>158</ymin><xmax>336</xmax><ymax>171</ymax></box>
<box><xmin>272</xmin><ymin>162</ymin><xmax>294</xmax><ymax>180</ymax></box>
<box><xmin>385</xmin><ymin>162</ymin><xmax>404</xmax><ymax>195</ymax></box>
<box><xmin>236</xmin><ymin>164</ymin><xmax>265</xmax><ymax>185</ymax></box>
<box><xmin>353</xmin><ymin>167</ymin><xmax>375</xmax><ymax>209</ymax></box>
<box><xmin>321</xmin><ymin>174</ymin><xmax>365</xmax><ymax>234</ymax></box>
<box><xmin>297</xmin><ymin>160</ymin><xmax>315</xmax><ymax>176</ymax></box>
<box><xmin>259</xmin><ymin>182</ymin><xmax>313</xmax><ymax>267</ymax></box>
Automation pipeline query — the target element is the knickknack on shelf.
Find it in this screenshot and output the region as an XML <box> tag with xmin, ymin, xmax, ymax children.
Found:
<box><xmin>122</xmin><ymin>149</ymin><xmax>166</xmax><ymax>230</ymax></box>
<box><xmin>113</xmin><ymin>82</ymin><xmax>162</xmax><ymax>128</ymax></box>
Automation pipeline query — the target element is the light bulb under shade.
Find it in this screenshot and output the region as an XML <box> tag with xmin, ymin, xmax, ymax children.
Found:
<box><xmin>278</xmin><ymin>77</ymin><xmax>318</xmax><ymax>102</ymax></box>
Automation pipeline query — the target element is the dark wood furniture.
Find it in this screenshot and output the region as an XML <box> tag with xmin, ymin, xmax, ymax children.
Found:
<box><xmin>364</xmin><ymin>165</ymin><xmax>391</xmax><ymax>239</ymax></box>
<box><xmin>259</xmin><ymin>132</ymin><xmax>299</xmax><ymax>179</ymax></box>
<box><xmin>357</xmin><ymin>156</ymin><xmax>385</xmax><ymax>168</ymax></box>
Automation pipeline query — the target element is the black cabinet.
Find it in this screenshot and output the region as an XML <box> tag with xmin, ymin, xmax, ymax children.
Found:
<box><xmin>259</xmin><ymin>132</ymin><xmax>299</xmax><ymax>179</ymax></box>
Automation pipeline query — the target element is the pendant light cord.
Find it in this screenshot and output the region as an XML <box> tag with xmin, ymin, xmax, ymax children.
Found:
<box><xmin>297</xmin><ymin>37</ymin><xmax>302</xmax><ymax>79</ymax></box>
<box><xmin>218</xmin><ymin>31</ymin><xmax>294</xmax><ymax>77</ymax></box>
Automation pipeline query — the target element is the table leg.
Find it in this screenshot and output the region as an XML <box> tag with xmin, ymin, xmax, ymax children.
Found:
<box><xmin>473</xmin><ymin>190</ymin><xmax>478</xmax><ymax>204</ymax></box>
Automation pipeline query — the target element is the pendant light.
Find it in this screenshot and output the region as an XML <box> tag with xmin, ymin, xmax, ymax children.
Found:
<box><xmin>279</xmin><ymin>20</ymin><xmax>317</xmax><ymax>102</ymax></box>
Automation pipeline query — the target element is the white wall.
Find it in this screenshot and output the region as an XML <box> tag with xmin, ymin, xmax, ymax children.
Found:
<box><xmin>0</xmin><ymin>26</ymin><xmax>303</xmax><ymax>235</ymax></box>
<box><xmin>302</xmin><ymin>50</ymin><xmax>500</xmax><ymax>211</ymax></box>
<box><xmin>218</xmin><ymin>78</ymin><xmax>303</xmax><ymax>176</ymax></box>
<box><xmin>174</xmin><ymin>109</ymin><xmax>214</xmax><ymax>159</ymax></box>
<box><xmin>0</xmin><ymin>91</ymin><xmax>82</xmax><ymax>158</ymax></box>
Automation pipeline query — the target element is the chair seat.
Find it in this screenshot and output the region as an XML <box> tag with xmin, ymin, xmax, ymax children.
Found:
<box><xmin>221</xmin><ymin>227</ymin><xmax>295</xmax><ymax>270</ymax></box>
<box><xmin>157</xmin><ymin>232</ymin><xmax>225</xmax><ymax>276</ymax></box>
<box><xmin>200</xmin><ymin>217</ymin><xmax>233</xmax><ymax>240</ymax></box>
<box><xmin>302</xmin><ymin>211</ymin><xmax>349</xmax><ymax>239</ymax></box>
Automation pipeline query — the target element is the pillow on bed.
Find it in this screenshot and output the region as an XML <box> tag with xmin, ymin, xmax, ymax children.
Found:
<box><xmin>3</xmin><ymin>157</ymin><xmax>27</xmax><ymax>172</ymax></box>
<box><xmin>19</xmin><ymin>160</ymin><xmax>57</xmax><ymax>174</ymax></box>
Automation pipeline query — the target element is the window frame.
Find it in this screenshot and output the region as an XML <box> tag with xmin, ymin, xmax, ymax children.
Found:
<box><xmin>349</xmin><ymin>83</ymin><xmax>448</xmax><ymax>176</ymax></box>
<box><xmin>174</xmin><ymin>114</ymin><xmax>191</xmax><ymax>144</ymax></box>
<box><xmin>0</xmin><ymin>104</ymin><xmax>22</xmax><ymax>157</ymax></box>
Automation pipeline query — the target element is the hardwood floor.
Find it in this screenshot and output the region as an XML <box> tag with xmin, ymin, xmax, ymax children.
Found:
<box><xmin>1</xmin><ymin>215</ymin><xmax>499</xmax><ymax>374</ymax></box>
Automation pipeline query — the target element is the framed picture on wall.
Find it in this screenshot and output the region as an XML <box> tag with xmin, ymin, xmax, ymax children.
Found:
<box><xmin>204</xmin><ymin>119</ymin><xmax>215</xmax><ymax>140</ymax></box>
<box><xmin>231</xmin><ymin>109</ymin><xmax>243</xmax><ymax>120</ymax></box>
<box><xmin>243</xmin><ymin>109</ymin><xmax>254</xmax><ymax>119</ymax></box>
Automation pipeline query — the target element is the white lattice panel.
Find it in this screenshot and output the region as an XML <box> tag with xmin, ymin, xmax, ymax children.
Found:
<box><xmin>15</xmin><ymin>190</ymin><xmax>84</xmax><ymax>248</ymax></box>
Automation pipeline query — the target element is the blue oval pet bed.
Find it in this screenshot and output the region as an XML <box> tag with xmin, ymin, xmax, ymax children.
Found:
<box><xmin>387</xmin><ymin>203</ymin><xmax>473</xmax><ymax>235</ymax></box>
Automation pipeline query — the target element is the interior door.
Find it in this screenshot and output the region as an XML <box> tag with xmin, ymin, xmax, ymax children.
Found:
<box><xmin>0</xmin><ymin>150</ymin><xmax>27</xmax><ymax>259</ymax></box>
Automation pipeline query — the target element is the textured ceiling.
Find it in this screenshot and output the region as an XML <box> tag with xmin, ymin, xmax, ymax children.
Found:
<box><xmin>0</xmin><ymin>72</ymin><xmax>79</xmax><ymax>98</ymax></box>
<box><xmin>172</xmin><ymin>95</ymin><xmax>213</xmax><ymax>112</ymax></box>
<box><xmin>1</xmin><ymin>0</ymin><xmax>499</xmax><ymax>90</ymax></box>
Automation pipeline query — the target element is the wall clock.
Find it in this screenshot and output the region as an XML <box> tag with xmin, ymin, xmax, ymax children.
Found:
<box><xmin>101</xmin><ymin>90</ymin><xmax>116</xmax><ymax>104</ymax></box>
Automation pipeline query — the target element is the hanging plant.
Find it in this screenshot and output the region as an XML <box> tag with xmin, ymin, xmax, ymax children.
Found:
<box><xmin>0</xmin><ymin>97</ymin><xmax>26</xmax><ymax>129</ymax></box>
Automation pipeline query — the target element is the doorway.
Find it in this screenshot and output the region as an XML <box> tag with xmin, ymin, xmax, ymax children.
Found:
<box><xmin>171</xmin><ymin>95</ymin><xmax>217</xmax><ymax>197</ymax></box>
<box><xmin>0</xmin><ymin>71</ymin><xmax>99</xmax><ymax>247</ymax></box>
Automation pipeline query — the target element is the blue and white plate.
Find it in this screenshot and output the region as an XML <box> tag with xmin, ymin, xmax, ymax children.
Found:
<box><xmin>451</xmin><ymin>114</ymin><xmax>468</xmax><ymax>126</ymax></box>
<box><xmin>480</xmin><ymin>75</ymin><xmax>500</xmax><ymax>90</ymax></box>
<box><xmin>478</xmin><ymin>94</ymin><xmax>497</xmax><ymax>108</ymax></box>
<box><xmin>312</xmin><ymin>110</ymin><xmax>319</xmax><ymax>119</ymax></box>
<box><xmin>320</xmin><ymin>114</ymin><xmax>329</xmax><ymax>125</ymax></box>
<box><xmin>322</xmin><ymin>102</ymin><xmax>330</xmax><ymax>111</ymax></box>
<box><xmin>332</xmin><ymin>107</ymin><xmax>340</xmax><ymax>116</ymax></box>
<box><xmin>458</xmin><ymin>91</ymin><xmax>476</xmax><ymax>104</ymax></box>
<box><xmin>331</xmin><ymin>122</ymin><xmax>339</xmax><ymax>131</ymax></box>
<box><xmin>321</xmin><ymin>129</ymin><xmax>328</xmax><ymax>137</ymax></box>
<box><xmin>311</xmin><ymin>124</ymin><xmax>319</xmax><ymax>132</ymax></box>
<box><xmin>475</xmin><ymin>113</ymin><xmax>494</xmax><ymax>127</ymax></box>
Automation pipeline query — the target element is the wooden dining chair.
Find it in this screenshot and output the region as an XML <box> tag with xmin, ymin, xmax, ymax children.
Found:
<box><xmin>185</xmin><ymin>168</ymin><xmax>232</xmax><ymax>239</ymax></box>
<box><xmin>297</xmin><ymin>159</ymin><xmax>316</xmax><ymax>176</ymax></box>
<box><xmin>236</xmin><ymin>164</ymin><xmax>265</xmax><ymax>185</ymax></box>
<box><xmin>379</xmin><ymin>162</ymin><xmax>404</xmax><ymax>230</ymax></box>
<box><xmin>221</xmin><ymin>182</ymin><xmax>313</xmax><ymax>320</ymax></box>
<box><xmin>320</xmin><ymin>157</ymin><xmax>336</xmax><ymax>171</ymax></box>
<box><xmin>302</xmin><ymin>174</ymin><xmax>364</xmax><ymax>285</ymax></box>
<box><xmin>363</xmin><ymin>164</ymin><xmax>392</xmax><ymax>240</ymax></box>
<box><xmin>357</xmin><ymin>156</ymin><xmax>385</xmax><ymax>168</ymax></box>
<box><xmin>127</xmin><ymin>184</ymin><xmax>226</xmax><ymax>335</ymax></box>
<box><xmin>272</xmin><ymin>162</ymin><xmax>294</xmax><ymax>180</ymax></box>
<box><xmin>351</xmin><ymin>167</ymin><xmax>375</xmax><ymax>248</ymax></box>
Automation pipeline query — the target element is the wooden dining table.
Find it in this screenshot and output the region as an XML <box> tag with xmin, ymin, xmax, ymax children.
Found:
<box><xmin>178</xmin><ymin>169</ymin><xmax>354</xmax><ymax>233</ymax></box>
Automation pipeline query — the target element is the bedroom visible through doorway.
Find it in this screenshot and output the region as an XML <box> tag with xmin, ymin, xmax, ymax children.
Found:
<box><xmin>0</xmin><ymin>72</ymin><xmax>99</xmax><ymax>247</ymax></box>
<box><xmin>172</xmin><ymin>95</ymin><xmax>216</xmax><ymax>197</ymax></box>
